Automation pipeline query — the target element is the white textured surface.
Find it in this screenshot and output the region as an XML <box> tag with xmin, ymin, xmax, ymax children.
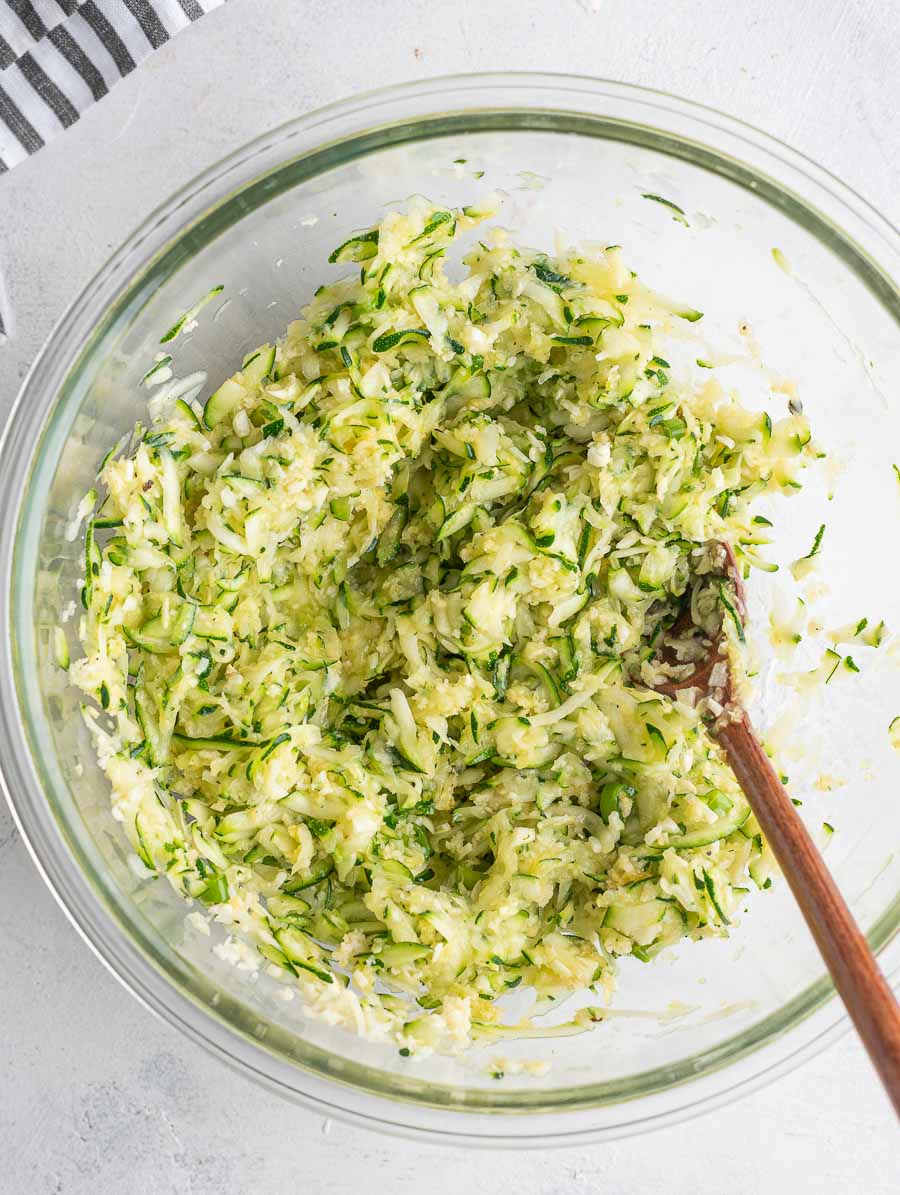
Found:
<box><xmin>1</xmin><ymin>1</ymin><xmax>897</xmax><ymax>1190</ymax></box>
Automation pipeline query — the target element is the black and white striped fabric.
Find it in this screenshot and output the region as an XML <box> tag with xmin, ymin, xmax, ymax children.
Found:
<box><xmin>0</xmin><ymin>0</ymin><xmax>227</xmax><ymax>172</ymax></box>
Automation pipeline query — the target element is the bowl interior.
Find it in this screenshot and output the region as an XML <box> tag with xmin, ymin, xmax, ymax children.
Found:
<box><xmin>7</xmin><ymin>94</ymin><xmax>900</xmax><ymax>1135</ymax></box>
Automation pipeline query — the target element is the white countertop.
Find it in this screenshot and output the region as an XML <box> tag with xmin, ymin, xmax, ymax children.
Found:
<box><xmin>1</xmin><ymin>1</ymin><xmax>897</xmax><ymax>1190</ymax></box>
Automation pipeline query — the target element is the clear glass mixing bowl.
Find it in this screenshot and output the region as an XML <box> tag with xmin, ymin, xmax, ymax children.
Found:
<box><xmin>1</xmin><ymin>75</ymin><xmax>898</xmax><ymax>1146</ymax></box>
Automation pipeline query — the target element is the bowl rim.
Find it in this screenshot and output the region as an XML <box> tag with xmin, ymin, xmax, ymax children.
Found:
<box><xmin>1</xmin><ymin>71</ymin><xmax>898</xmax><ymax>1146</ymax></box>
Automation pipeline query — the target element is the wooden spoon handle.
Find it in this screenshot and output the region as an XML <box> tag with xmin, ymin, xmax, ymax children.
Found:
<box><xmin>716</xmin><ymin>711</ymin><xmax>900</xmax><ymax>1116</ymax></box>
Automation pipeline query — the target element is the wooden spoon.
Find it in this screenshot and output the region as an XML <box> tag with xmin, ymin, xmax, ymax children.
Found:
<box><xmin>652</xmin><ymin>542</ymin><xmax>900</xmax><ymax>1115</ymax></box>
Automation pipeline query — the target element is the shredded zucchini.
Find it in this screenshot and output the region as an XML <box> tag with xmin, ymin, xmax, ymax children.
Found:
<box><xmin>70</xmin><ymin>197</ymin><xmax>813</xmax><ymax>1052</ymax></box>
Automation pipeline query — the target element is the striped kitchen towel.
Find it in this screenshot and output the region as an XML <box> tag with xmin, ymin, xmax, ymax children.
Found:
<box><xmin>0</xmin><ymin>2</ymin><xmax>229</xmax><ymax>339</ymax></box>
<box><xmin>0</xmin><ymin>1</ymin><xmax>228</xmax><ymax>172</ymax></box>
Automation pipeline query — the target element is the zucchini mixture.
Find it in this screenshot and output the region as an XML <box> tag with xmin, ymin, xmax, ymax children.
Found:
<box><xmin>71</xmin><ymin>197</ymin><xmax>813</xmax><ymax>1050</ymax></box>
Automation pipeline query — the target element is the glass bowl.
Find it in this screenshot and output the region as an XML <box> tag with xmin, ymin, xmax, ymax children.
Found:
<box><xmin>1</xmin><ymin>74</ymin><xmax>898</xmax><ymax>1147</ymax></box>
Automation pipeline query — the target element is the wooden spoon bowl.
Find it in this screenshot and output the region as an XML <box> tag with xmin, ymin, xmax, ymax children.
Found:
<box><xmin>652</xmin><ymin>542</ymin><xmax>900</xmax><ymax>1115</ymax></box>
